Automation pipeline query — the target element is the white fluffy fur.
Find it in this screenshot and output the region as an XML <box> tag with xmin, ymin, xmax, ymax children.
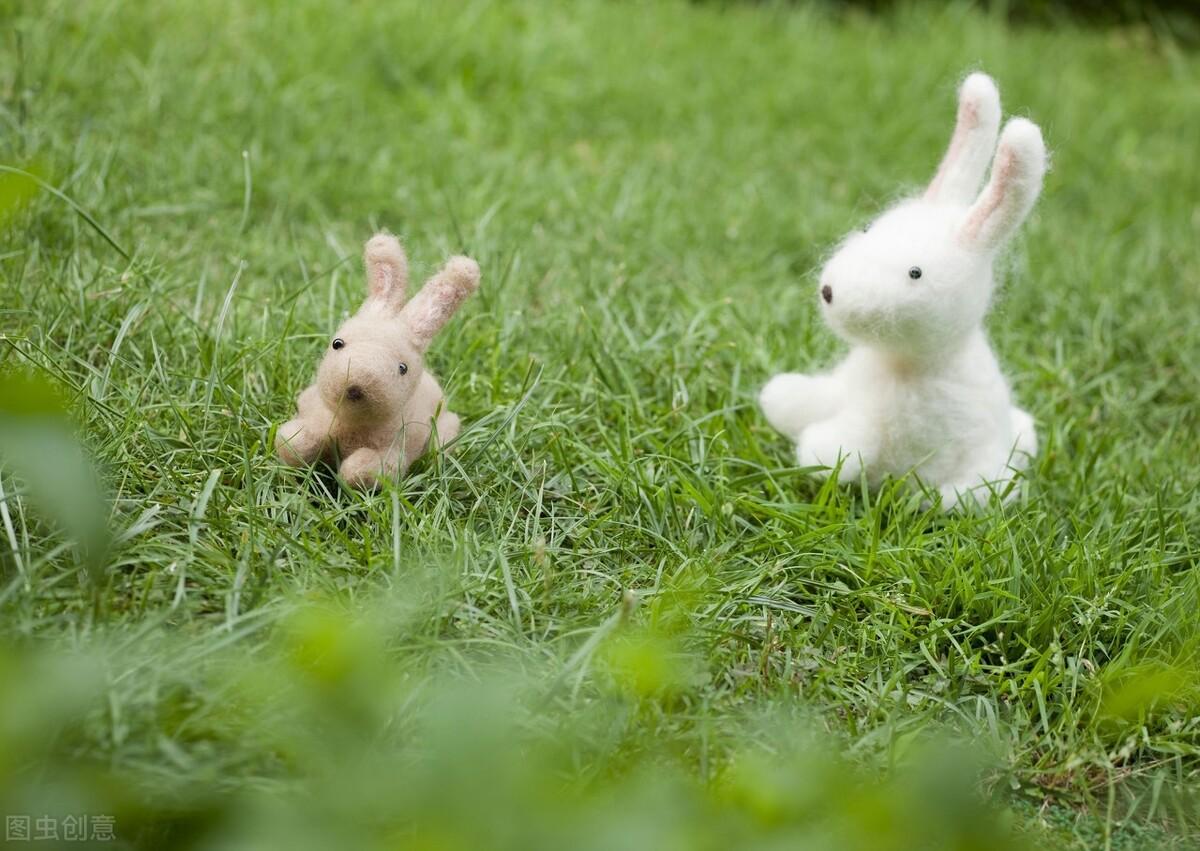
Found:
<box><xmin>759</xmin><ymin>73</ymin><xmax>1047</xmax><ymax>508</ymax></box>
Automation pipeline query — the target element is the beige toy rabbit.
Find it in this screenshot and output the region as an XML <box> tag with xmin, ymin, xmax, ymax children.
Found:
<box><xmin>275</xmin><ymin>232</ymin><xmax>480</xmax><ymax>488</ymax></box>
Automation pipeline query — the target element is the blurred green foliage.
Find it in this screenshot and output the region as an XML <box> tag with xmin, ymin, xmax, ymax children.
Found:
<box><xmin>0</xmin><ymin>604</ymin><xmax>1032</xmax><ymax>851</ymax></box>
<box><xmin>0</xmin><ymin>370</ymin><xmax>111</xmax><ymax>588</ymax></box>
<box><xmin>0</xmin><ymin>167</ymin><xmax>39</xmax><ymax>225</ymax></box>
<box><xmin>761</xmin><ymin>1</ymin><xmax>1200</xmax><ymax>25</ymax></box>
<box><xmin>704</xmin><ymin>0</ymin><xmax>1200</xmax><ymax>42</ymax></box>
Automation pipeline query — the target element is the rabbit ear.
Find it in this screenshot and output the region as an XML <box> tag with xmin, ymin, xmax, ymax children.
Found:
<box><xmin>959</xmin><ymin>118</ymin><xmax>1047</xmax><ymax>251</ymax></box>
<box><xmin>363</xmin><ymin>232</ymin><xmax>409</xmax><ymax>310</ymax></box>
<box><xmin>400</xmin><ymin>256</ymin><xmax>480</xmax><ymax>351</ymax></box>
<box><xmin>924</xmin><ymin>73</ymin><xmax>1002</xmax><ymax>205</ymax></box>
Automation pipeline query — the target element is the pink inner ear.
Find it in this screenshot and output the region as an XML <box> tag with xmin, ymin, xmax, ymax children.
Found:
<box><xmin>926</xmin><ymin>99</ymin><xmax>980</xmax><ymax>200</ymax></box>
<box><xmin>961</xmin><ymin>145</ymin><xmax>1015</xmax><ymax>243</ymax></box>
<box><xmin>412</xmin><ymin>284</ymin><xmax>461</xmax><ymax>341</ymax></box>
<box><xmin>370</xmin><ymin>265</ymin><xmax>393</xmax><ymax>299</ymax></box>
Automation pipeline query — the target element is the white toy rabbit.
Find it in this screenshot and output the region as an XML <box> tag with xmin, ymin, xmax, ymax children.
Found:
<box><xmin>759</xmin><ymin>73</ymin><xmax>1046</xmax><ymax>508</ymax></box>
<box><xmin>276</xmin><ymin>232</ymin><xmax>480</xmax><ymax>489</ymax></box>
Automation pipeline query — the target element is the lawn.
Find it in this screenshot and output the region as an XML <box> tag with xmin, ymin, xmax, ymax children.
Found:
<box><xmin>2</xmin><ymin>0</ymin><xmax>1199</xmax><ymax>848</ymax></box>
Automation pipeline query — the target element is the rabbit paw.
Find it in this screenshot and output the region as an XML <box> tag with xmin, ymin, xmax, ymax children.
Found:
<box><xmin>339</xmin><ymin>448</ymin><xmax>388</xmax><ymax>490</ymax></box>
<box><xmin>760</xmin><ymin>373</ymin><xmax>844</xmax><ymax>437</ymax></box>
<box><xmin>276</xmin><ymin>419</ymin><xmax>327</xmax><ymax>466</ymax></box>
<box><xmin>797</xmin><ymin>417</ymin><xmax>876</xmax><ymax>483</ymax></box>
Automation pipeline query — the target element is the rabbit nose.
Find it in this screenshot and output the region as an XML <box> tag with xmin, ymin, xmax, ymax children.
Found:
<box><xmin>345</xmin><ymin>385</ymin><xmax>365</xmax><ymax>402</ymax></box>
<box><xmin>821</xmin><ymin>285</ymin><xmax>833</xmax><ymax>304</ymax></box>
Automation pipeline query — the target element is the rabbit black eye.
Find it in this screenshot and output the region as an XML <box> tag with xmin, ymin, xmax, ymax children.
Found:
<box><xmin>331</xmin><ymin>338</ymin><xmax>345</xmax><ymax>350</ymax></box>
<box><xmin>397</xmin><ymin>362</ymin><xmax>408</xmax><ymax>376</ymax></box>
<box><xmin>908</xmin><ymin>266</ymin><xmax>922</xmax><ymax>280</ymax></box>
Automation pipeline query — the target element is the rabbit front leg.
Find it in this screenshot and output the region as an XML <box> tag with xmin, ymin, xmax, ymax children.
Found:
<box><xmin>341</xmin><ymin>414</ymin><xmax>454</xmax><ymax>489</ymax></box>
<box><xmin>340</xmin><ymin>442</ymin><xmax>413</xmax><ymax>490</ymax></box>
<box><xmin>759</xmin><ymin>373</ymin><xmax>846</xmax><ymax>438</ymax></box>
<box><xmin>276</xmin><ymin>386</ymin><xmax>334</xmax><ymax>466</ymax></box>
<box><xmin>796</xmin><ymin>412</ymin><xmax>880</xmax><ymax>483</ymax></box>
<box><xmin>340</xmin><ymin>446</ymin><xmax>387</xmax><ymax>489</ymax></box>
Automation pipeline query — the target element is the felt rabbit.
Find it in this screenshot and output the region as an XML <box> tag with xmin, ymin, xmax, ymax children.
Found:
<box><xmin>276</xmin><ymin>232</ymin><xmax>480</xmax><ymax>489</ymax></box>
<box><xmin>759</xmin><ymin>72</ymin><xmax>1046</xmax><ymax>508</ymax></box>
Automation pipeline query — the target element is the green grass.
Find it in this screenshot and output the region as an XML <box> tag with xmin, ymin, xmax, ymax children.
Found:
<box><xmin>2</xmin><ymin>0</ymin><xmax>1199</xmax><ymax>848</ymax></box>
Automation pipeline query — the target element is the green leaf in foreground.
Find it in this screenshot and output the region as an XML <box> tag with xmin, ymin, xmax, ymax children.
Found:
<box><xmin>0</xmin><ymin>369</ymin><xmax>111</xmax><ymax>587</ymax></box>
